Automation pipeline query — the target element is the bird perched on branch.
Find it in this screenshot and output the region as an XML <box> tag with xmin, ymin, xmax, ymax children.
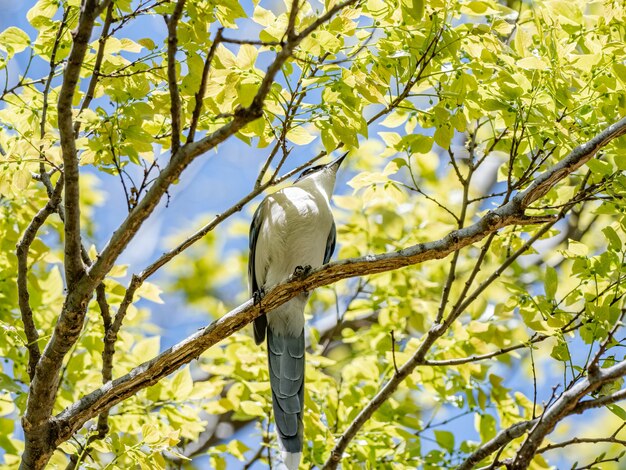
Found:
<box><xmin>248</xmin><ymin>154</ymin><xmax>345</xmax><ymax>469</ymax></box>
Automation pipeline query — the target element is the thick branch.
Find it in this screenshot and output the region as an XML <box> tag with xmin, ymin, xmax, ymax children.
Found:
<box><xmin>165</xmin><ymin>0</ymin><xmax>186</xmax><ymax>153</ymax></box>
<box><xmin>510</xmin><ymin>358</ymin><xmax>626</xmax><ymax>469</ymax></box>
<box><xmin>458</xmin><ymin>385</ymin><xmax>626</xmax><ymax>469</ymax></box>
<box><xmin>54</xmin><ymin>211</ymin><xmax>545</xmax><ymax>443</ymax></box>
<box><xmin>457</xmin><ymin>420</ymin><xmax>537</xmax><ymax>470</ymax></box>
<box><xmin>57</xmin><ymin>2</ymin><xmax>103</xmax><ymax>285</ymax></box>
<box><xmin>20</xmin><ymin>4</ymin><xmax>105</xmax><ymax>469</ymax></box>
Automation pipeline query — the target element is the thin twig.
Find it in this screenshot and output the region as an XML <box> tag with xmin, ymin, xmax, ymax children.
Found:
<box><xmin>16</xmin><ymin>175</ymin><xmax>64</xmax><ymax>379</ymax></box>
<box><xmin>221</xmin><ymin>36</ymin><xmax>283</xmax><ymax>46</ymax></box>
<box><xmin>40</xmin><ymin>7</ymin><xmax>70</xmax><ymax>179</ymax></box>
<box><xmin>187</xmin><ymin>27</ymin><xmax>223</xmax><ymax>143</ymax></box>
<box><xmin>538</xmin><ymin>435</ymin><xmax>626</xmax><ymax>454</ymax></box>
<box><xmin>390</xmin><ymin>331</ymin><xmax>399</xmax><ymax>374</ymax></box>
<box><xmin>73</xmin><ymin>1</ymin><xmax>114</xmax><ymax>137</ymax></box>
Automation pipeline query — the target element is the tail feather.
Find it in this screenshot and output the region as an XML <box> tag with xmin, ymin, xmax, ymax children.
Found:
<box><xmin>280</xmin><ymin>451</ymin><xmax>302</xmax><ymax>470</ymax></box>
<box><xmin>267</xmin><ymin>328</ymin><xmax>305</xmax><ymax>463</ymax></box>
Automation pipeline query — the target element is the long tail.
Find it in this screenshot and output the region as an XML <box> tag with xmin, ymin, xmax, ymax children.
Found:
<box><xmin>267</xmin><ymin>327</ymin><xmax>305</xmax><ymax>469</ymax></box>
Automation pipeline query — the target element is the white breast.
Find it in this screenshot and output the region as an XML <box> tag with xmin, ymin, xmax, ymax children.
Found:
<box><xmin>255</xmin><ymin>186</ymin><xmax>333</xmax><ymax>336</ymax></box>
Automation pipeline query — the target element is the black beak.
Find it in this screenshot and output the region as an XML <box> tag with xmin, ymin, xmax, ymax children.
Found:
<box><xmin>326</xmin><ymin>152</ymin><xmax>347</xmax><ymax>171</ymax></box>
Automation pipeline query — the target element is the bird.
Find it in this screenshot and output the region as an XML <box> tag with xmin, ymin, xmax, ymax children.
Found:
<box><xmin>248</xmin><ymin>154</ymin><xmax>345</xmax><ymax>469</ymax></box>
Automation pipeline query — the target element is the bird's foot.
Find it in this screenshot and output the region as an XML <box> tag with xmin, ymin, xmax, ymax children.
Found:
<box><xmin>292</xmin><ymin>265</ymin><xmax>312</xmax><ymax>295</ymax></box>
<box><xmin>253</xmin><ymin>287</ymin><xmax>266</xmax><ymax>305</ymax></box>
<box><xmin>292</xmin><ymin>265</ymin><xmax>312</xmax><ymax>280</ymax></box>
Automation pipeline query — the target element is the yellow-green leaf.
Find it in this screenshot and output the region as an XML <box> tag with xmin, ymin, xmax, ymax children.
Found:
<box><xmin>286</xmin><ymin>126</ymin><xmax>317</xmax><ymax>145</ymax></box>
<box><xmin>137</xmin><ymin>282</ymin><xmax>164</xmax><ymax>304</ymax></box>
<box><xmin>12</xmin><ymin>167</ymin><xmax>31</xmax><ymax>190</ymax></box>
<box><xmin>567</xmin><ymin>240</ymin><xmax>589</xmax><ymax>257</ymax></box>
<box><xmin>0</xmin><ymin>27</ymin><xmax>30</xmax><ymax>54</ymax></box>
<box><xmin>517</xmin><ymin>56</ymin><xmax>549</xmax><ymax>70</ymax></box>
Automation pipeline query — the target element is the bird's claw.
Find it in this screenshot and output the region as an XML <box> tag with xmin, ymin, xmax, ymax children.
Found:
<box><xmin>253</xmin><ymin>288</ymin><xmax>266</xmax><ymax>305</ymax></box>
<box><xmin>292</xmin><ymin>265</ymin><xmax>312</xmax><ymax>279</ymax></box>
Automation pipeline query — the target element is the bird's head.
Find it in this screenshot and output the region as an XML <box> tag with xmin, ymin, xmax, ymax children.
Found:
<box><xmin>293</xmin><ymin>154</ymin><xmax>346</xmax><ymax>197</ymax></box>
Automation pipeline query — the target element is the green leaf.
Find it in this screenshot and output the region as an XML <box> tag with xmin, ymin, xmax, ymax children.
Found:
<box><xmin>12</xmin><ymin>168</ymin><xmax>31</xmax><ymax>190</ymax></box>
<box><xmin>434</xmin><ymin>430</ymin><xmax>455</xmax><ymax>452</ymax></box>
<box><xmin>379</xmin><ymin>110</ymin><xmax>408</xmax><ymax>128</ymax></box>
<box><xmin>226</xmin><ymin>439</ymin><xmax>250</xmax><ymax>461</ymax></box>
<box><xmin>476</xmin><ymin>413</ymin><xmax>496</xmax><ymax>441</ymax></box>
<box><xmin>402</xmin><ymin>134</ymin><xmax>433</xmax><ymax>154</ymax></box>
<box><xmin>320</xmin><ymin>124</ymin><xmax>339</xmax><ymax>155</ymax></box>
<box><xmin>170</xmin><ymin>367</ymin><xmax>193</xmax><ymax>397</ymax></box>
<box><xmin>544</xmin><ymin>266</ymin><xmax>557</xmax><ymax>299</ymax></box>
<box><xmin>550</xmin><ymin>340</ymin><xmax>571</xmax><ymax>362</ymax></box>
<box><xmin>517</xmin><ymin>56</ymin><xmax>549</xmax><ymax>71</ymax></box>
<box><xmin>239</xmin><ymin>400</ymin><xmax>265</xmax><ymax>417</ymax></box>
<box><xmin>434</xmin><ymin>124</ymin><xmax>453</xmax><ymax>149</ymax></box>
<box><xmin>607</xmin><ymin>404</ymin><xmax>626</xmax><ymax>421</ymax></box>
<box><xmin>410</xmin><ymin>0</ymin><xmax>424</xmax><ymax>20</ymax></box>
<box><xmin>286</xmin><ymin>126</ymin><xmax>317</xmax><ymax>145</ymax></box>
<box><xmin>142</xmin><ymin>424</ymin><xmax>160</xmax><ymax>444</ymax></box>
<box><xmin>567</xmin><ymin>240</ymin><xmax>589</xmax><ymax>257</ymax></box>
<box><xmin>136</xmin><ymin>282</ymin><xmax>164</xmax><ymax>304</ymax></box>
<box><xmin>587</xmin><ymin>159</ymin><xmax>613</xmax><ymax>176</ymax></box>
<box><xmin>602</xmin><ymin>226</ymin><xmax>622</xmax><ymax>250</ymax></box>
<box><xmin>138</xmin><ymin>38</ymin><xmax>156</xmax><ymax>50</ymax></box>
<box><xmin>0</xmin><ymin>395</ymin><xmax>15</xmax><ymax>416</ymax></box>
<box><xmin>27</xmin><ymin>0</ymin><xmax>58</xmax><ymax>26</ymax></box>
<box><xmin>0</xmin><ymin>373</ymin><xmax>22</xmax><ymax>393</ymax></box>
<box><xmin>615</xmin><ymin>154</ymin><xmax>626</xmax><ymax>171</ymax></box>
<box><xmin>0</xmin><ymin>27</ymin><xmax>30</xmax><ymax>55</ymax></box>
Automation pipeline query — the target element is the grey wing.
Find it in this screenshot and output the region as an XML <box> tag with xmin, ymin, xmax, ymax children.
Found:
<box><xmin>249</xmin><ymin>200</ymin><xmax>268</xmax><ymax>345</ymax></box>
<box><xmin>323</xmin><ymin>220</ymin><xmax>336</xmax><ymax>265</ymax></box>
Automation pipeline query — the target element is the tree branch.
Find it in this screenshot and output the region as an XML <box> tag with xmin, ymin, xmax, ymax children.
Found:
<box><xmin>520</xmin><ymin>117</ymin><xmax>626</xmax><ymax>207</ymax></box>
<box><xmin>538</xmin><ymin>435</ymin><xmax>626</xmax><ymax>454</ymax></box>
<box><xmin>73</xmin><ymin>1</ymin><xmax>114</xmax><ymax>137</ymax></box>
<box><xmin>423</xmin><ymin>333</ymin><xmax>548</xmax><ymax>367</ymax></box>
<box><xmin>57</xmin><ymin>2</ymin><xmax>103</xmax><ymax>286</ymax></box>
<box><xmin>165</xmin><ymin>0</ymin><xmax>186</xmax><ymax>154</ymax></box>
<box><xmin>54</xmin><ymin>212</ymin><xmax>545</xmax><ymax>444</ymax></box>
<box><xmin>510</xmin><ymin>358</ymin><xmax>626</xmax><ymax>469</ymax></box>
<box><xmin>457</xmin><ymin>386</ymin><xmax>626</xmax><ymax>469</ymax></box>
<box><xmin>20</xmin><ymin>3</ymin><xmax>106</xmax><ymax>467</ymax></box>
<box><xmin>457</xmin><ymin>420</ymin><xmax>537</xmax><ymax>470</ymax></box>
<box><xmin>186</xmin><ymin>27</ymin><xmax>223</xmax><ymax>143</ymax></box>
<box><xmin>572</xmin><ymin>389</ymin><xmax>626</xmax><ymax>414</ymax></box>
<box><xmin>16</xmin><ymin>175</ymin><xmax>64</xmax><ymax>379</ymax></box>
<box><xmin>39</xmin><ymin>7</ymin><xmax>70</xmax><ymax>178</ymax></box>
